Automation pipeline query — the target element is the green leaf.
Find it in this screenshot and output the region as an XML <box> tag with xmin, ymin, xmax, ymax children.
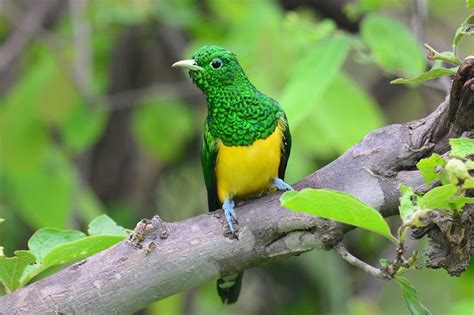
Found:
<box><xmin>61</xmin><ymin>102</ymin><xmax>109</xmax><ymax>152</ymax></box>
<box><xmin>280</xmin><ymin>35</ymin><xmax>350</xmax><ymax>127</ymax></box>
<box><xmin>394</xmin><ymin>276</ymin><xmax>432</xmax><ymax>315</ymax></box>
<box><xmin>449</xmin><ymin>138</ymin><xmax>474</xmax><ymax>159</ymax></box>
<box><xmin>379</xmin><ymin>258</ymin><xmax>389</xmax><ymax>268</ymax></box>
<box><xmin>418</xmin><ymin>184</ymin><xmax>459</xmax><ymax>211</ymax></box>
<box><xmin>0</xmin><ymin>67</ymin><xmax>49</xmax><ymax>174</ymax></box>
<box><xmin>10</xmin><ymin>148</ymin><xmax>75</xmax><ymax>228</ymax></box>
<box><xmin>21</xmin><ymin>216</ymin><xmax>126</xmax><ymax>286</ymax></box>
<box><xmin>463</xmin><ymin>178</ymin><xmax>474</xmax><ymax>189</ymax></box>
<box><xmin>453</xmin><ymin>15</ymin><xmax>474</xmax><ymax>54</ymax></box>
<box><xmin>22</xmin><ymin>234</ymin><xmax>124</xmax><ymax>285</ymax></box>
<box><xmin>391</xmin><ymin>68</ymin><xmax>456</xmax><ymax>85</ymax></box>
<box><xmin>132</xmin><ymin>99</ymin><xmax>194</xmax><ymax>163</ymax></box>
<box><xmin>280</xmin><ymin>188</ymin><xmax>396</xmax><ymax>242</ymax></box>
<box><xmin>416</xmin><ymin>153</ymin><xmax>446</xmax><ymax>185</ymax></box>
<box><xmin>0</xmin><ymin>250</ymin><xmax>36</xmax><ymax>293</ymax></box>
<box><xmin>297</xmin><ymin>72</ymin><xmax>383</xmax><ymax>155</ymax></box>
<box><xmin>399</xmin><ymin>185</ymin><xmax>418</xmax><ymax>223</ymax></box>
<box><xmin>42</xmin><ymin>235</ymin><xmax>124</xmax><ymax>268</ymax></box>
<box><xmin>35</xmin><ymin>55</ymin><xmax>77</xmax><ymax>126</ymax></box>
<box><xmin>468</xmin><ymin>0</ymin><xmax>474</xmax><ymax>8</ymax></box>
<box><xmin>466</xmin><ymin>160</ymin><xmax>474</xmax><ymax>170</ymax></box>
<box><xmin>361</xmin><ymin>14</ymin><xmax>425</xmax><ymax>77</ymax></box>
<box><xmin>88</xmin><ymin>214</ymin><xmax>127</xmax><ymax>237</ymax></box>
<box><xmin>28</xmin><ymin>228</ymin><xmax>86</xmax><ymax>262</ymax></box>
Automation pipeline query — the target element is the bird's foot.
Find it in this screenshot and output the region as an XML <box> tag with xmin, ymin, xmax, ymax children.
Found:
<box><xmin>222</xmin><ymin>199</ymin><xmax>238</xmax><ymax>236</ymax></box>
<box><xmin>271</xmin><ymin>178</ymin><xmax>294</xmax><ymax>191</ymax></box>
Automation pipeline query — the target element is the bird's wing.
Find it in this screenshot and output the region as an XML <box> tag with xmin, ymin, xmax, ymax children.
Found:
<box><xmin>201</xmin><ymin>122</ymin><xmax>221</xmax><ymax>211</ymax></box>
<box><xmin>278</xmin><ymin>112</ymin><xmax>292</xmax><ymax>180</ymax></box>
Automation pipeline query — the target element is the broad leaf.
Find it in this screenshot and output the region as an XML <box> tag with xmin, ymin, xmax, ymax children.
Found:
<box><xmin>468</xmin><ymin>0</ymin><xmax>474</xmax><ymax>8</ymax></box>
<box><xmin>132</xmin><ymin>99</ymin><xmax>194</xmax><ymax>163</ymax></box>
<box><xmin>28</xmin><ymin>228</ymin><xmax>86</xmax><ymax>262</ymax></box>
<box><xmin>453</xmin><ymin>15</ymin><xmax>474</xmax><ymax>54</ymax></box>
<box><xmin>297</xmin><ymin>72</ymin><xmax>383</xmax><ymax>156</ymax></box>
<box><xmin>280</xmin><ymin>35</ymin><xmax>350</xmax><ymax>127</ymax></box>
<box><xmin>416</xmin><ymin>154</ymin><xmax>446</xmax><ymax>185</ymax></box>
<box><xmin>88</xmin><ymin>214</ymin><xmax>127</xmax><ymax>236</ymax></box>
<box><xmin>0</xmin><ymin>251</ymin><xmax>35</xmax><ymax>293</ymax></box>
<box><xmin>281</xmin><ymin>189</ymin><xmax>396</xmax><ymax>242</ymax></box>
<box><xmin>395</xmin><ymin>276</ymin><xmax>432</xmax><ymax>315</ymax></box>
<box><xmin>42</xmin><ymin>235</ymin><xmax>124</xmax><ymax>268</ymax></box>
<box><xmin>10</xmin><ymin>148</ymin><xmax>75</xmax><ymax>228</ymax></box>
<box><xmin>61</xmin><ymin>102</ymin><xmax>109</xmax><ymax>152</ymax></box>
<box><xmin>449</xmin><ymin>138</ymin><xmax>474</xmax><ymax>159</ymax></box>
<box><xmin>418</xmin><ymin>184</ymin><xmax>458</xmax><ymax>211</ymax></box>
<box><xmin>361</xmin><ymin>14</ymin><xmax>425</xmax><ymax>77</ymax></box>
<box><xmin>21</xmin><ymin>216</ymin><xmax>127</xmax><ymax>287</ymax></box>
<box><xmin>391</xmin><ymin>68</ymin><xmax>456</xmax><ymax>85</ymax></box>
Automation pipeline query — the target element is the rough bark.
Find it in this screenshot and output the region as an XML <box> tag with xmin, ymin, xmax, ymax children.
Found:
<box><xmin>0</xmin><ymin>58</ymin><xmax>473</xmax><ymax>315</ymax></box>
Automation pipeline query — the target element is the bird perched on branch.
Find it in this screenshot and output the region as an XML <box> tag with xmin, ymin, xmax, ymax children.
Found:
<box><xmin>172</xmin><ymin>45</ymin><xmax>293</xmax><ymax>304</ymax></box>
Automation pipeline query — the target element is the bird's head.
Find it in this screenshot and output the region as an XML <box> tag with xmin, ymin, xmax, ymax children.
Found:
<box><xmin>172</xmin><ymin>45</ymin><xmax>249</xmax><ymax>95</ymax></box>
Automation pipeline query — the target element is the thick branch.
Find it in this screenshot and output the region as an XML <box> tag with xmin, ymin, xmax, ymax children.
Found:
<box><xmin>1</xmin><ymin>58</ymin><xmax>473</xmax><ymax>314</ymax></box>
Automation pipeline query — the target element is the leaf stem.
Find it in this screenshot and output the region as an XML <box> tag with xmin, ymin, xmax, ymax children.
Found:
<box><xmin>424</xmin><ymin>43</ymin><xmax>461</xmax><ymax>65</ymax></box>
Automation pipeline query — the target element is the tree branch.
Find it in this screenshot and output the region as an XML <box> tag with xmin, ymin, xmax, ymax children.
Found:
<box><xmin>336</xmin><ymin>244</ymin><xmax>390</xmax><ymax>280</ymax></box>
<box><xmin>1</xmin><ymin>57</ymin><xmax>473</xmax><ymax>314</ymax></box>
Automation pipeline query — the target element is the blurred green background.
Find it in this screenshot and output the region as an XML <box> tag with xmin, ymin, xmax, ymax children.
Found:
<box><xmin>0</xmin><ymin>0</ymin><xmax>473</xmax><ymax>314</ymax></box>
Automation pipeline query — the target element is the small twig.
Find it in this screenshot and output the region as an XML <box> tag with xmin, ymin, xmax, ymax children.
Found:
<box><xmin>102</xmin><ymin>82</ymin><xmax>200</xmax><ymax>110</ymax></box>
<box><xmin>424</xmin><ymin>43</ymin><xmax>461</xmax><ymax>65</ymax></box>
<box><xmin>336</xmin><ymin>243</ymin><xmax>391</xmax><ymax>280</ymax></box>
<box><xmin>0</xmin><ymin>0</ymin><xmax>58</xmax><ymax>74</ymax></box>
<box><xmin>69</xmin><ymin>0</ymin><xmax>94</xmax><ymax>103</ymax></box>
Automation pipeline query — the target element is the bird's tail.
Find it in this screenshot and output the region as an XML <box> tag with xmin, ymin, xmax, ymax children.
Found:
<box><xmin>217</xmin><ymin>272</ymin><xmax>243</xmax><ymax>304</ymax></box>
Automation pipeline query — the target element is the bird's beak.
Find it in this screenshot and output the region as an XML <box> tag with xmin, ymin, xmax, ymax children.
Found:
<box><xmin>171</xmin><ymin>59</ymin><xmax>203</xmax><ymax>71</ymax></box>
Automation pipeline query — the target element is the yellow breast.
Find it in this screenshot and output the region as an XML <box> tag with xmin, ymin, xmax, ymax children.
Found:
<box><xmin>215</xmin><ymin>123</ymin><xmax>283</xmax><ymax>203</ymax></box>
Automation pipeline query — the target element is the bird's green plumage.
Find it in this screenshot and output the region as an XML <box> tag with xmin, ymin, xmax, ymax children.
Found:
<box><xmin>190</xmin><ymin>46</ymin><xmax>284</xmax><ymax>147</ymax></box>
<box><xmin>179</xmin><ymin>45</ymin><xmax>291</xmax><ymax>304</ymax></box>
<box><xmin>201</xmin><ymin>122</ymin><xmax>220</xmax><ymax>212</ymax></box>
<box><xmin>194</xmin><ymin>45</ymin><xmax>291</xmax><ymax>211</ymax></box>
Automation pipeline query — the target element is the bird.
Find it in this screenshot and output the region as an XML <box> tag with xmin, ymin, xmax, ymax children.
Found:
<box><xmin>172</xmin><ymin>45</ymin><xmax>293</xmax><ymax>304</ymax></box>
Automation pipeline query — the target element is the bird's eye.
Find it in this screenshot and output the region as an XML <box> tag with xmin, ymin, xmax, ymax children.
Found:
<box><xmin>210</xmin><ymin>59</ymin><xmax>223</xmax><ymax>70</ymax></box>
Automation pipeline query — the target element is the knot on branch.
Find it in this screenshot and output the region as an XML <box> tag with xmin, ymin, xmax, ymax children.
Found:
<box><xmin>447</xmin><ymin>56</ymin><xmax>474</xmax><ymax>138</ymax></box>
<box><xmin>127</xmin><ymin>215</ymin><xmax>168</xmax><ymax>250</ymax></box>
<box><xmin>425</xmin><ymin>206</ymin><xmax>474</xmax><ymax>276</ymax></box>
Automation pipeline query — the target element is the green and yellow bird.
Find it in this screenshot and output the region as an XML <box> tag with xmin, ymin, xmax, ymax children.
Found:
<box><xmin>172</xmin><ymin>45</ymin><xmax>292</xmax><ymax>304</ymax></box>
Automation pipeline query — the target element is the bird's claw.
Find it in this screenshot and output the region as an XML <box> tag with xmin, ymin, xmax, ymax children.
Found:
<box><xmin>272</xmin><ymin>177</ymin><xmax>294</xmax><ymax>191</ymax></box>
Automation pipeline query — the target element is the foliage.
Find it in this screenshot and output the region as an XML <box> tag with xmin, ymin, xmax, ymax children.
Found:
<box><xmin>0</xmin><ymin>0</ymin><xmax>472</xmax><ymax>313</ymax></box>
<box><xmin>391</xmin><ymin>5</ymin><xmax>474</xmax><ymax>85</ymax></box>
<box><xmin>280</xmin><ymin>189</ymin><xmax>396</xmax><ymax>242</ymax></box>
<box><xmin>132</xmin><ymin>99</ymin><xmax>195</xmax><ymax>163</ymax></box>
<box><xmin>360</xmin><ymin>14</ymin><xmax>425</xmax><ymax>77</ymax></box>
<box><xmin>395</xmin><ymin>276</ymin><xmax>432</xmax><ymax>315</ymax></box>
<box><xmin>281</xmin><ymin>137</ymin><xmax>474</xmax><ymax>315</ymax></box>
<box><xmin>0</xmin><ymin>215</ymin><xmax>126</xmax><ymax>293</ymax></box>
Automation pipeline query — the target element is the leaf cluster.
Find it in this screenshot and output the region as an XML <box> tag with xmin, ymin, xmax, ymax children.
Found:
<box><xmin>0</xmin><ymin>215</ymin><xmax>126</xmax><ymax>293</ymax></box>
<box><xmin>281</xmin><ymin>138</ymin><xmax>474</xmax><ymax>315</ymax></box>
